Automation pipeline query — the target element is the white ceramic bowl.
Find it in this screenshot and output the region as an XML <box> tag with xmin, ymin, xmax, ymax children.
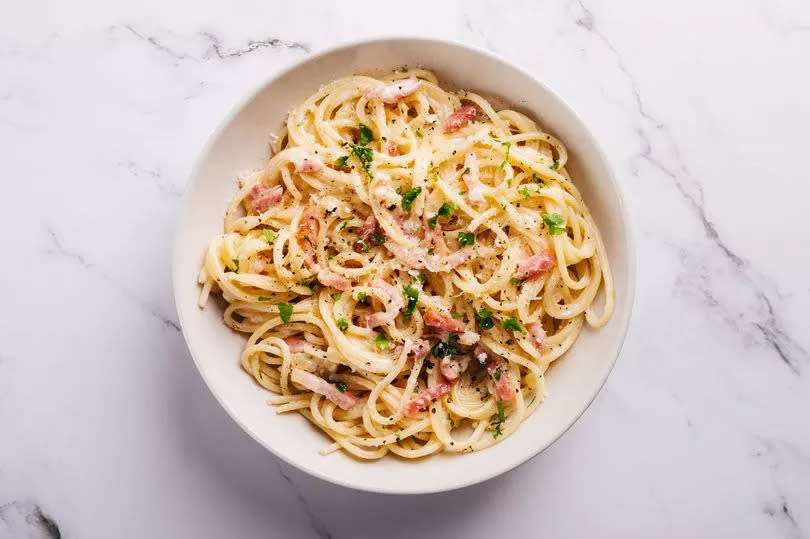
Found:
<box><xmin>173</xmin><ymin>37</ymin><xmax>635</xmax><ymax>494</ymax></box>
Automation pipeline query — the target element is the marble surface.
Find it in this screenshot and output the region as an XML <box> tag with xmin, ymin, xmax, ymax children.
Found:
<box><xmin>1</xmin><ymin>0</ymin><xmax>809</xmax><ymax>537</ymax></box>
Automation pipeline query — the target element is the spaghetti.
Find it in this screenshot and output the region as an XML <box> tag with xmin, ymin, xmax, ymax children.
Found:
<box><xmin>197</xmin><ymin>69</ymin><xmax>614</xmax><ymax>459</ymax></box>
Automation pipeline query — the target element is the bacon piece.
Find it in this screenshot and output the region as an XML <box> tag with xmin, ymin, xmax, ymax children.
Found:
<box><xmin>365</xmin><ymin>278</ymin><xmax>406</xmax><ymax>328</ymax></box>
<box><xmin>395</xmin><ymin>213</ymin><xmax>421</xmax><ymax>237</ymax></box>
<box><xmin>365</xmin><ymin>77</ymin><xmax>419</xmax><ymax>104</ymax></box>
<box><xmin>475</xmin><ymin>345</ymin><xmax>516</xmax><ymax>402</ymax></box>
<box><xmin>410</xmin><ymin>338</ymin><xmax>431</xmax><ymax>359</ymax></box>
<box><xmin>424</xmin><ymin>308</ymin><xmax>466</xmax><ymax>333</ymax></box>
<box><xmin>527</xmin><ymin>321</ymin><xmax>547</xmax><ymax>351</ymax></box>
<box><xmin>298</xmin><ymin>205</ymin><xmax>351</xmax><ymax>290</ymax></box>
<box><xmin>462</xmin><ymin>152</ymin><xmax>484</xmax><ymax>204</ymax></box>
<box><xmin>403</xmin><ymin>382</ymin><xmax>451</xmax><ymax>417</ymax></box>
<box><xmin>444</xmin><ymin>104</ymin><xmax>478</xmax><ymax>133</ymax></box>
<box><xmin>291</xmin><ymin>368</ymin><xmax>358</xmax><ymax>410</ymax></box>
<box><xmin>515</xmin><ymin>250</ymin><xmax>556</xmax><ymax>281</ymax></box>
<box><xmin>443</xmin><ymin>246</ymin><xmax>495</xmax><ymax>270</ymax></box>
<box><xmin>316</xmin><ymin>267</ymin><xmax>352</xmax><ymax>291</ymax></box>
<box><xmin>384</xmin><ymin>241</ymin><xmax>428</xmax><ymax>269</ymax></box>
<box><xmin>353</xmin><ymin>214</ymin><xmax>378</xmax><ymax>253</ymax></box>
<box><xmin>294</xmin><ymin>155</ymin><xmax>324</xmax><ymax>173</ymax></box>
<box><xmin>283</xmin><ymin>337</ymin><xmax>308</xmax><ymax>353</ymax></box>
<box><xmin>439</xmin><ymin>355</ymin><xmax>471</xmax><ymax>382</ymax></box>
<box><xmin>297</xmin><ymin>206</ymin><xmax>321</xmax><ymax>265</ymax></box>
<box><xmin>249</xmin><ymin>184</ymin><xmax>284</xmax><ymax>213</ymax></box>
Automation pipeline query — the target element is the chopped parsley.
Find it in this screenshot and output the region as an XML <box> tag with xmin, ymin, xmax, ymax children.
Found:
<box><xmin>229</xmin><ymin>258</ymin><xmax>240</xmax><ymax>272</ymax></box>
<box><xmin>502</xmin><ymin>316</ymin><xmax>526</xmax><ymax>334</ymax></box>
<box><xmin>517</xmin><ymin>185</ymin><xmax>535</xmax><ymax>198</ymax></box>
<box><xmin>258</xmin><ymin>296</ymin><xmax>271</xmax><ymax>301</ymax></box>
<box><xmin>263</xmin><ymin>229</ymin><xmax>278</xmax><ymax>244</ymax></box>
<box><xmin>356</xmin><ymin>291</ymin><xmax>368</xmax><ymax>303</ymax></box>
<box><xmin>491</xmin><ymin>401</ymin><xmax>505</xmax><ymax>438</ymax></box>
<box><xmin>438</xmin><ymin>202</ymin><xmax>457</xmax><ymax>217</ymax></box>
<box><xmin>416</xmin><ymin>273</ymin><xmax>427</xmax><ymax>284</ymax></box>
<box><xmin>336</xmin><ymin>318</ymin><xmax>349</xmax><ymax>332</ymax></box>
<box><xmin>401</xmin><ymin>186</ymin><xmax>422</xmax><ymax>212</ymax></box>
<box><xmin>542</xmin><ymin>213</ymin><xmax>566</xmax><ymax>235</ymax></box>
<box><xmin>300</xmin><ymin>277</ymin><xmax>319</xmax><ymax>291</ymax></box>
<box><xmin>357</xmin><ymin>239</ymin><xmax>369</xmax><ymax>253</ymax></box>
<box><xmin>457</xmin><ymin>231</ymin><xmax>475</xmax><ymax>247</ymax></box>
<box><xmin>331</xmin><ymin>380</ymin><xmax>348</xmax><ymax>392</ymax></box>
<box><xmin>430</xmin><ymin>172</ymin><xmax>439</xmax><ymax>183</ymax></box>
<box><xmin>278</xmin><ymin>303</ymin><xmax>292</xmax><ymax>325</ymax></box>
<box><xmin>476</xmin><ymin>308</ymin><xmax>494</xmax><ymax>330</ymax></box>
<box><xmin>427</xmin><ymin>215</ymin><xmax>439</xmax><ymax>229</ymax></box>
<box><xmin>499</xmin><ymin>141</ymin><xmax>512</xmax><ymax>170</ymax></box>
<box><xmin>510</xmin><ymin>277</ymin><xmax>525</xmax><ymax>285</ymax></box>
<box><xmin>549</xmin><ymin>160</ymin><xmax>560</xmax><ymax>171</ymax></box>
<box><xmin>330</xmin><ymin>292</ymin><xmax>343</xmax><ymax>300</ymax></box>
<box><xmin>451</xmin><ymin>311</ymin><xmax>463</xmax><ymax>320</ymax></box>
<box><xmin>340</xmin><ymin>219</ymin><xmax>353</xmax><ymax>230</ymax></box>
<box><xmin>431</xmin><ymin>332</ymin><xmax>460</xmax><ymax>358</ymax></box>
<box><xmin>335</xmin><ymin>155</ymin><xmax>349</xmax><ymax>167</ymax></box>
<box><xmin>358</xmin><ymin>124</ymin><xmax>374</xmax><ymax>145</ymax></box>
<box><xmin>348</xmin><ymin>143</ymin><xmax>374</xmax><ymax>178</ymax></box>
<box><xmin>374</xmin><ymin>333</ymin><xmax>390</xmax><ymax>351</ymax></box>
<box><xmin>371</xmin><ymin>230</ymin><xmax>385</xmax><ymax>245</ymax></box>
<box><xmin>494</xmin><ymin>367</ymin><xmax>502</xmax><ymax>380</ymax></box>
<box><xmin>402</xmin><ymin>285</ymin><xmax>419</xmax><ymax>320</ymax></box>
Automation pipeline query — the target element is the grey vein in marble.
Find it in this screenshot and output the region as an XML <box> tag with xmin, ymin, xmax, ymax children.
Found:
<box><xmin>276</xmin><ymin>464</ymin><xmax>333</xmax><ymax>539</ymax></box>
<box><xmin>0</xmin><ymin>501</ymin><xmax>61</xmax><ymax>539</ymax></box>
<box><xmin>571</xmin><ymin>0</ymin><xmax>806</xmax><ymax>375</ymax></box>
<box><xmin>122</xmin><ymin>25</ymin><xmax>309</xmax><ymax>64</ymax></box>
<box><xmin>45</xmin><ymin>228</ymin><xmax>180</xmax><ymax>332</ymax></box>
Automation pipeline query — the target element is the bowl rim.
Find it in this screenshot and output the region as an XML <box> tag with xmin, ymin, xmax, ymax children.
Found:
<box><xmin>172</xmin><ymin>35</ymin><xmax>636</xmax><ymax>495</ymax></box>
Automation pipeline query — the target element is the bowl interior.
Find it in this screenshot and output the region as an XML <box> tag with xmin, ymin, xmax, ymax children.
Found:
<box><xmin>173</xmin><ymin>38</ymin><xmax>634</xmax><ymax>494</ymax></box>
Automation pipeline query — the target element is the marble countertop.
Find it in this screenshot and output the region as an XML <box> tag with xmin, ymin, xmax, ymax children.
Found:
<box><xmin>2</xmin><ymin>1</ymin><xmax>809</xmax><ymax>537</ymax></box>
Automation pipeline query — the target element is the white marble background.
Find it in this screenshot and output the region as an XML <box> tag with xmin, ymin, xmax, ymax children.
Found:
<box><xmin>1</xmin><ymin>0</ymin><xmax>809</xmax><ymax>537</ymax></box>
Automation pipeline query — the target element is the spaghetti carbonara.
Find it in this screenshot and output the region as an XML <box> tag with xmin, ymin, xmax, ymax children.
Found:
<box><xmin>197</xmin><ymin>69</ymin><xmax>614</xmax><ymax>459</ymax></box>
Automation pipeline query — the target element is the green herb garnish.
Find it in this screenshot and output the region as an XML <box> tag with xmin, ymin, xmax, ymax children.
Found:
<box><xmin>451</xmin><ymin>311</ymin><xmax>463</xmax><ymax>320</ymax></box>
<box><xmin>263</xmin><ymin>230</ymin><xmax>278</xmax><ymax>244</ymax></box>
<box><xmin>330</xmin><ymin>292</ymin><xmax>343</xmax><ymax>300</ymax></box>
<box><xmin>258</xmin><ymin>296</ymin><xmax>271</xmax><ymax>301</ymax></box>
<box><xmin>371</xmin><ymin>230</ymin><xmax>385</xmax><ymax>245</ymax></box>
<box><xmin>416</xmin><ymin>274</ymin><xmax>427</xmax><ymax>284</ymax></box>
<box><xmin>358</xmin><ymin>124</ymin><xmax>374</xmax><ymax>145</ymax></box>
<box><xmin>502</xmin><ymin>316</ymin><xmax>526</xmax><ymax>334</ymax></box>
<box><xmin>348</xmin><ymin>143</ymin><xmax>374</xmax><ymax>178</ymax></box>
<box><xmin>491</xmin><ymin>401</ymin><xmax>505</xmax><ymax>438</ymax></box>
<box><xmin>517</xmin><ymin>185</ymin><xmax>535</xmax><ymax>198</ymax></box>
<box><xmin>402</xmin><ymin>285</ymin><xmax>419</xmax><ymax>320</ymax></box>
<box><xmin>457</xmin><ymin>231</ymin><xmax>475</xmax><ymax>247</ymax></box>
<box><xmin>542</xmin><ymin>213</ymin><xmax>566</xmax><ymax>235</ymax></box>
<box><xmin>300</xmin><ymin>277</ymin><xmax>319</xmax><ymax>291</ymax></box>
<box><xmin>335</xmin><ymin>155</ymin><xmax>349</xmax><ymax>167</ymax></box>
<box><xmin>336</xmin><ymin>318</ymin><xmax>349</xmax><ymax>332</ymax></box>
<box><xmin>549</xmin><ymin>160</ymin><xmax>560</xmax><ymax>171</ymax></box>
<box><xmin>230</xmin><ymin>259</ymin><xmax>240</xmax><ymax>272</ymax></box>
<box><xmin>357</xmin><ymin>291</ymin><xmax>368</xmax><ymax>303</ymax></box>
<box><xmin>499</xmin><ymin>141</ymin><xmax>512</xmax><ymax>170</ymax></box>
<box><xmin>374</xmin><ymin>333</ymin><xmax>390</xmax><ymax>351</ymax></box>
<box><xmin>494</xmin><ymin>367</ymin><xmax>502</xmax><ymax>380</ymax></box>
<box><xmin>401</xmin><ymin>186</ymin><xmax>422</xmax><ymax>212</ymax></box>
<box><xmin>476</xmin><ymin>309</ymin><xmax>494</xmax><ymax>330</ymax></box>
<box><xmin>431</xmin><ymin>332</ymin><xmax>460</xmax><ymax>358</ymax></box>
<box><xmin>438</xmin><ymin>202</ymin><xmax>457</xmax><ymax>217</ymax></box>
<box><xmin>278</xmin><ymin>303</ymin><xmax>292</xmax><ymax>325</ymax></box>
<box><xmin>331</xmin><ymin>380</ymin><xmax>348</xmax><ymax>392</ymax></box>
<box><xmin>510</xmin><ymin>277</ymin><xmax>525</xmax><ymax>285</ymax></box>
<box><xmin>427</xmin><ymin>215</ymin><xmax>439</xmax><ymax>229</ymax></box>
